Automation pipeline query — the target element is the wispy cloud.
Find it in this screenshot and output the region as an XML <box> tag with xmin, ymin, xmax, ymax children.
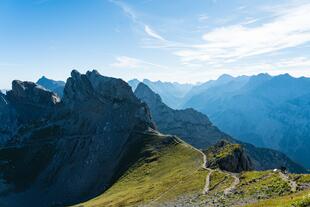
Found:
<box><xmin>109</xmin><ymin>0</ymin><xmax>138</xmax><ymax>22</ymax></box>
<box><xmin>138</xmin><ymin>1</ymin><xmax>310</xmax><ymax>69</ymax></box>
<box><xmin>144</xmin><ymin>25</ymin><xmax>165</xmax><ymax>41</ymax></box>
<box><xmin>111</xmin><ymin>56</ymin><xmax>167</xmax><ymax>69</ymax></box>
<box><xmin>174</xmin><ymin>2</ymin><xmax>310</xmax><ymax>65</ymax></box>
<box><xmin>109</xmin><ymin>0</ymin><xmax>166</xmax><ymax>42</ymax></box>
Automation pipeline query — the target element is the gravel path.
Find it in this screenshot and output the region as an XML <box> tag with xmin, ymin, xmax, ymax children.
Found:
<box><xmin>203</xmin><ymin>170</ymin><xmax>213</xmax><ymax>194</ymax></box>
<box><xmin>224</xmin><ymin>172</ymin><xmax>239</xmax><ymax>195</ymax></box>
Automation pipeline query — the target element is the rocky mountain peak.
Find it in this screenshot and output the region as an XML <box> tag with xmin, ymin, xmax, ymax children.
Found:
<box><xmin>64</xmin><ymin>70</ymin><xmax>137</xmax><ymax>105</ymax></box>
<box><xmin>7</xmin><ymin>80</ymin><xmax>60</xmax><ymax>106</ymax></box>
<box><xmin>0</xmin><ymin>70</ymin><xmax>157</xmax><ymax>206</ymax></box>
<box><xmin>135</xmin><ymin>82</ymin><xmax>164</xmax><ymax>107</ymax></box>
<box><xmin>63</xmin><ymin>70</ymin><xmax>155</xmax><ymax>130</ymax></box>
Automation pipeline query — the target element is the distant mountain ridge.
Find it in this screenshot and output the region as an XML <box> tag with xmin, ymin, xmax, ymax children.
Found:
<box><xmin>183</xmin><ymin>74</ymin><xmax>310</xmax><ymax>168</ymax></box>
<box><xmin>1</xmin><ymin>72</ymin><xmax>309</xmax><ymax>207</ymax></box>
<box><xmin>34</xmin><ymin>74</ymin><xmax>310</xmax><ymax>168</ymax></box>
<box><xmin>134</xmin><ymin>82</ymin><xmax>306</xmax><ymax>173</ymax></box>
<box><xmin>129</xmin><ymin>78</ymin><xmax>194</xmax><ymax>109</ymax></box>
<box><xmin>37</xmin><ymin>76</ymin><xmax>65</xmax><ymax>97</ymax></box>
<box><xmin>136</xmin><ymin>74</ymin><xmax>310</xmax><ymax>168</ymax></box>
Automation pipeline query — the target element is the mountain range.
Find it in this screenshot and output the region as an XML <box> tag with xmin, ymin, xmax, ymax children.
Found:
<box><xmin>32</xmin><ymin>75</ymin><xmax>306</xmax><ymax>172</ymax></box>
<box><xmin>1</xmin><ymin>71</ymin><xmax>308</xmax><ymax>206</ymax></box>
<box><xmin>129</xmin><ymin>74</ymin><xmax>310</xmax><ymax>168</ymax></box>
<box><xmin>134</xmin><ymin>82</ymin><xmax>305</xmax><ymax>173</ymax></box>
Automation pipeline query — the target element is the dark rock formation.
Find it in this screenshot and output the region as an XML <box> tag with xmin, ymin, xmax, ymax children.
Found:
<box><xmin>204</xmin><ymin>140</ymin><xmax>252</xmax><ymax>172</ymax></box>
<box><xmin>0</xmin><ymin>70</ymin><xmax>155</xmax><ymax>207</ymax></box>
<box><xmin>0</xmin><ymin>92</ymin><xmax>17</xmax><ymax>144</ymax></box>
<box><xmin>5</xmin><ymin>80</ymin><xmax>60</xmax><ymax>123</ymax></box>
<box><xmin>134</xmin><ymin>83</ymin><xmax>307</xmax><ymax>173</ymax></box>
<box><xmin>7</xmin><ymin>80</ymin><xmax>60</xmax><ymax>106</ymax></box>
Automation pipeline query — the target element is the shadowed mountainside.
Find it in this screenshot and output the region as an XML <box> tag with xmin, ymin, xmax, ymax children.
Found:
<box><xmin>0</xmin><ymin>70</ymin><xmax>157</xmax><ymax>207</ymax></box>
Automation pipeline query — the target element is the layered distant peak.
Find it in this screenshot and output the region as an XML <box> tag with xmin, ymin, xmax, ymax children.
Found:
<box><xmin>37</xmin><ymin>75</ymin><xmax>65</xmax><ymax>97</ymax></box>
<box><xmin>135</xmin><ymin>82</ymin><xmax>164</xmax><ymax>108</ymax></box>
<box><xmin>37</xmin><ymin>76</ymin><xmax>65</xmax><ymax>87</ymax></box>
<box><xmin>217</xmin><ymin>74</ymin><xmax>234</xmax><ymax>82</ymax></box>
<box><xmin>7</xmin><ymin>80</ymin><xmax>60</xmax><ymax>106</ymax></box>
<box><xmin>128</xmin><ymin>79</ymin><xmax>140</xmax><ymax>91</ymax></box>
<box><xmin>135</xmin><ymin>82</ymin><xmax>232</xmax><ymax>148</ymax></box>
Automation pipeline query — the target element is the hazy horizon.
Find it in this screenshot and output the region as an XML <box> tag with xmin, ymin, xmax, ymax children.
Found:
<box><xmin>1</xmin><ymin>70</ymin><xmax>309</xmax><ymax>90</ymax></box>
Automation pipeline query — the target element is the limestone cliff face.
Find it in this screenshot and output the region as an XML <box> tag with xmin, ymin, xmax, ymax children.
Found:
<box><xmin>0</xmin><ymin>70</ymin><xmax>155</xmax><ymax>207</ymax></box>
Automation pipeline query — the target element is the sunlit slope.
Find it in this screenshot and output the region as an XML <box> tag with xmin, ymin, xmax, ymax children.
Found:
<box><xmin>73</xmin><ymin>130</ymin><xmax>310</xmax><ymax>207</ymax></box>
<box><xmin>245</xmin><ymin>189</ymin><xmax>310</xmax><ymax>207</ymax></box>
<box><xmin>74</xmin><ymin>131</ymin><xmax>209</xmax><ymax>207</ymax></box>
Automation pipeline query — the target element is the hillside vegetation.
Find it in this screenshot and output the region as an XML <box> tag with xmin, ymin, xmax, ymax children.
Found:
<box><xmin>75</xmin><ymin>132</ymin><xmax>209</xmax><ymax>207</ymax></box>
<box><xmin>75</xmin><ymin>141</ymin><xmax>310</xmax><ymax>207</ymax></box>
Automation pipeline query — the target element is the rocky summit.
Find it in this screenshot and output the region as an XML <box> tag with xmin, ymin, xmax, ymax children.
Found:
<box><xmin>0</xmin><ymin>70</ymin><xmax>155</xmax><ymax>207</ymax></box>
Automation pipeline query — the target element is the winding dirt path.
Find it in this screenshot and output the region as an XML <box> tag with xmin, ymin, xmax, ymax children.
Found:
<box><xmin>279</xmin><ymin>172</ymin><xmax>297</xmax><ymax>192</ymax></box>
<box><xmin>223</xmin><ymin>172</ymin><xmax>239</xmax><ymax>195</ymax></box>
<box><xmin>203</xmin><ymin>169</ymin><xmax>213</xmax><ymax>194</ymax></box>
<box><xmin>193</xmin><ymin>148</ymin><xmax>214</xmax><ymax>195</ymax></box>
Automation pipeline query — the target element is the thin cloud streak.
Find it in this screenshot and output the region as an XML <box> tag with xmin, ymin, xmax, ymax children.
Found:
<box><xmin>109</xmin><ymin>0</ymin><xmax>166</xmax><ymax>42</ymax></box>
<box><xmin>141</xmin><ymin>2</ymin><xmax>310</xmax><ymax>67</ymax></box>
<box><xmin>111</xmin><ymin>56</ymin><xmax>168</xmax><ymax>69</ymax></box>
<box><xmin>144</xmin><ymin>25</ymin><xmax>165</xmax><ymax>41</ymax></box>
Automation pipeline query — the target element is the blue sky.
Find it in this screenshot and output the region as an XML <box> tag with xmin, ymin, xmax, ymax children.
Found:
<box><xmin>1</xmin><ymin>0</ymin><xmax>310</xmax><ymax>88</ymax></box>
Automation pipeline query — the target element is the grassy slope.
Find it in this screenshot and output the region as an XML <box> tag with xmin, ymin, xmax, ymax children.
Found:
<box><xmin>72</xmin><ymin>133</ymin><xmax>310</xmax><ymax>207</ymax></box>
<box><xmin>209</xmin><ymin>170</ymin><xmax>234</xmax><ymax>193</ymax></box>
<box><xmin>236</xmin><ymin>171</ymin><xmax>291</xmax><ymax>198</ymax></box>
<box><xmin>245</xmin><ymin>189</ymin><xmax>310</xmax><ymax>207</ymax></box>
<box><xmin>74</xmin><ymin>133</ymin><xmax>209</xmax><ymax>207</ymax></box>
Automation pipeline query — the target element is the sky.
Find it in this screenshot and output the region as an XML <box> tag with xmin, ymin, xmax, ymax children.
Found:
<box><xmin>0</xmin><ymin>0</ymin><xmax>310</xmax><ymax>88</ymax></box>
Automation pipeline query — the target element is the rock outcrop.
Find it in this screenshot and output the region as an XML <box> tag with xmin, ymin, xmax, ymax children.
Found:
<box><xmin>0</xmin><ymin>70</ymin><xmax>155</xmax><ymax>207</ymax></box>
<box><xmin>204</xmin><ymin>140</ymin><xmax>252</xmax><ymax>172</ymax></box>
